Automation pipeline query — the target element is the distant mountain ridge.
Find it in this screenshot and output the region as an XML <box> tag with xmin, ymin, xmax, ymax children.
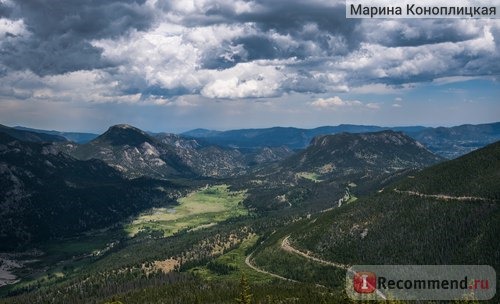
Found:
<box><xmin>6</xmin><ymin>122</ymin><xmax>500</xmax><ymax>159</ymax></box>
<box><xmin>0</xmin><ymin>124</ymin><xmax>67</xmax><ymax>143</ymax></box>
<box><xmin>155</xmin><ymin>132</ymin><xmax>293</xmax><ymax>177</ymax></box>
<box><xmin>183</xmin><ymin>125</ymin><xmax>391</xmax><ymax>149</ymax></box>
<box><xmin>411</xmin><ymin>122</ymin><xmax>500</xmax><ymax>158</ymax></box>
<box><xmin>183</xmin><ymin>122</ymin><xmax>500</xmax><ymax>158</ymax></box>
<box><xmin>55</xmin><ymin>124</ymin><xmax>293</xmax><ymax>179</ymax></box>
<box><xmin>13</xmin><ymin>126</ymin><xmax>98</xmax><ymax>143</ymax></box>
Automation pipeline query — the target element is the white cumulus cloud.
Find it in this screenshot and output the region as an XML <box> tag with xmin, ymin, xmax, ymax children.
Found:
<box><xmin>310</xmin><ymin>96</ymin><xmax>362</xmax><ymax>108</ymax></box>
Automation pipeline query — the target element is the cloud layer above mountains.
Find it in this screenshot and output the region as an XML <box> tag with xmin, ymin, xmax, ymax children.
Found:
<box><xmin>0</xmin><ymin>0</ymin><xmax>499</xmax><ymax>131</ymax></box>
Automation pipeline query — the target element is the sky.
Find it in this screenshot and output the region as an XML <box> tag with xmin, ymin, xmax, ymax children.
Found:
<box><xmin>0</xmin><ymin>0</ymin><xmax>499</xmax><ymax>133</ymax></box>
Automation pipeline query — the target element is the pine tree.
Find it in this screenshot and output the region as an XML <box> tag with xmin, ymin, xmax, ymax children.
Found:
<box><xmin>235</xmin><ymin>274</ymin><xmax>252</xmax><ymax>304</ymax></box>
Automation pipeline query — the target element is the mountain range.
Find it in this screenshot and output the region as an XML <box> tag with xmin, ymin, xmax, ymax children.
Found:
<box><xmin>0</xmin><ymin>124</ymin><xmax>67</xmax><ymax>143</ymax></box>
<box><xmin>183</xmin><ymin>122</ymin><xmax>500</xmax><ymax>159</ymax></box>
<box><xmin>12</xmin><ymin>126</ymin><xmax>98</xmax><ymax>144</ymax></box>
<box><xmin>58</xmin><ymin>125</ymin><xmax>195</xmax><ymax>179</ymax></box>
<box><xmin>0</xmin><ymin>124</ymin><xmax>441</xmax><ymax>249</ymax></box>
<box><xmin>239</xmin><ymin>130</ymin><xmax>443</xmax><ymax>212</ymax></box>
<box><xmin>55</xmin><ymin>124</ymin><xmax>293</xmax><ymax>179</ymax></box>
<box><xmin>182</xmin><ymin>125</ymin><xmax>426</xmax><ymax>149</ymax></box>
<box><xmin>0</xmin><ymin>121</ymin><xmax>499</xmax><ymax>303</ymax></box>
<box><xmin>4</xmin><ymin>122</ymin><xmax>500</xmax><ymax>159</ymax></box>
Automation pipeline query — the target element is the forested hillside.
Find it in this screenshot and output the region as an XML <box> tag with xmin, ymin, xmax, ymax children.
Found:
<box><xmin>0</xmin><ymin>132</ymin><xmax>185</xmax><ymax>249</ymax></box>
<box><xmin>396</xmin><ymin>141</ymin><xmax>500</xmax><ymax>199</ymax></box>
<box><xmin>238</xmin><ymin>131</ymin><xmax>442</xmax><ymax>212</ymax></box>
<box><xmin>290</xmin><ymin>141</ymin><xmax>500</xmax><ymax>269</ymax></box>
<box><xmin>1</xmin><ymin>128</ymin><xmax>497</xmax><ymax>304</ymax></box>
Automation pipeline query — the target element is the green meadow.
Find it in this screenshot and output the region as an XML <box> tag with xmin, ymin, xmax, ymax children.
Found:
<box><xmin>296</xmin><ymin>171</ymin><xmax>323</xmax><ymax>182</ymax></box>
<box><xmin>125</xmin><ymin>185</ymin><xmax>248</xmax><ymax>237</ymax></box>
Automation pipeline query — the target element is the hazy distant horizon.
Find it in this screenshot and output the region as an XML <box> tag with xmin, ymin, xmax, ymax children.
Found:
<box><xmin>5</xmin><ymin>120</ymin><xmax>500</xmax><ymax>135</ymax></box>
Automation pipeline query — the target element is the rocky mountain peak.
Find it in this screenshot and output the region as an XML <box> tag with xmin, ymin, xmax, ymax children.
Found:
<box><xmin>288</xmin><ymin>130</ymin><xmax>443</xmax><ymax>176</ymax></box>
<box><xmin>95</xmin><ymin>124</ymin><xmax>154</xmax><ymax>147</ymax></box>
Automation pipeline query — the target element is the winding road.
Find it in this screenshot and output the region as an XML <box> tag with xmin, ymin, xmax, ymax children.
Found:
<box><xmin>281</xmin><ymin>236</ymin><xmax>348</xmax><ymax>269</ymax></box>
<box><xmin>281</xmin><ymin>235</ymin><xmax>387</xmax><ymax>299</ymax></box>
<box><xmin>243</xmin><ymin>187</ymin><xmax>491</xmax><ymax>299</ymax></box>
<box><xmin>393</xmin><ymin>188</ymin><xmax>492</xmax><ymax>202</ymax></box>
<box><xmin>245</xmin><ymin>235</ymin><xmax>387</xmax><ymax>300</ymax></box>
<box><xmin>244</xmin><ymin>251</ymin><xmax>297</xmax><ymax>282</ymax></box>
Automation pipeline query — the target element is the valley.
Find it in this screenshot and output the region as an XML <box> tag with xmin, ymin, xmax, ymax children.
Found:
<box><xmin>1</xmin><ymin>1</ymin><xmax>499</xmax><ymax>302</ymax></box>
<box><xmin>125</xmin><ymin>185</ymin><xmax>248</xmax><ymax>237</ymax></box>
<box><xmin>0</xmin><ymin>123</ymin><xmax>498</xmax><ymax>303</ymax></box>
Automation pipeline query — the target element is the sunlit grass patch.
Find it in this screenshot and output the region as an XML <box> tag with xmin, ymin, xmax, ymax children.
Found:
<box><xmin>296</xmin><ymin>172</ymin><xmax>323</xmax><ymax>182</ymax></box>
<box><xmin>125</xmin><ymin>185</ymin><xmax>248</xmax><ymax>237</ymax></box>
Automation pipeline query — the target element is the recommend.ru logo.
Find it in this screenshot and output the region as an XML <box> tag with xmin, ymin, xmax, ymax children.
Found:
<box><xmin>346</xmin><ymin>265</ymin><xmax>496</xmax><ymax>301</ymax></box>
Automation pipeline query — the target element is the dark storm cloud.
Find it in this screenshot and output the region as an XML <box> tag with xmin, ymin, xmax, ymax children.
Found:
<box><xmin>173</xmin><ymin>1</ymin><xmax>499</xmax><ymax>88</ymax></box>
<box><xmin>1</xmin><ymin>36</ymin><xmax>108</xmax><ymax>75</ymax></box>
<box><xmin>254</xmin><ymin>3</ymin><xmax>359</xmax><ymax>53</ymax></box>
<box><xmin>165</xmin><ymin>0</ymin><xmax>357</xmax><ymax>38</ymax></box>
<box><xmin>0</xmin><ymin>2</ymin><xmax>13</xmax><ymax>18</ymax></box>
<box><xmin>200</xmin><ymin>53</ymin><xmax>241</xmax><ymax>70</ymax></box>
<box><xmin>0</xmin><ymin>0</ymin><xmax>498</xmax><ymax>103</ymax></box>
<box><xmin>357</xmin><ymin>19</ymin><xmax>480</xmax><ymax>48</ymax></box>
<box><xmin>245</xmin><ymin>1</ymin><xmax>357</xmax><ymax>39</ymax></box>
<box><xmin>160</xmin><ymin>0</ymin><xmax>359</xmax><ymax>61</ymax></box>
<box><xmin>1</xmin><ymin>0</ymin><xmax>154</xmax><ymax>75</ymax></box>
<box><xmin>235</xmin><ymin>36</ymin><xmax>278</xmax><ymax>60</ymax></box>
<box><xmin>15</xmin><ymin>0</ymin><xmax>151</xmax><ymax>39</ymax></box>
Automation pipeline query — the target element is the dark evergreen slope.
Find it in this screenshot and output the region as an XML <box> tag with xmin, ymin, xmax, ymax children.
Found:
<box><xmin>0</xmin><ymin>124</ymin><xmax>67</xmax><ymax>143</ymax></box>
<box><xmin>396</xmin><ymin>140</ymin><xmax>500</xmax><ymax>199</ymax></box>
<box><xmin>291</xmin><ymin>141</ymin><xmax>500</xmax><ymax>268</ymax></box>
<box><xmin>0</xmin><ymin>132</ymin><xmax>183</xmax><ymax>249</ymax></box>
